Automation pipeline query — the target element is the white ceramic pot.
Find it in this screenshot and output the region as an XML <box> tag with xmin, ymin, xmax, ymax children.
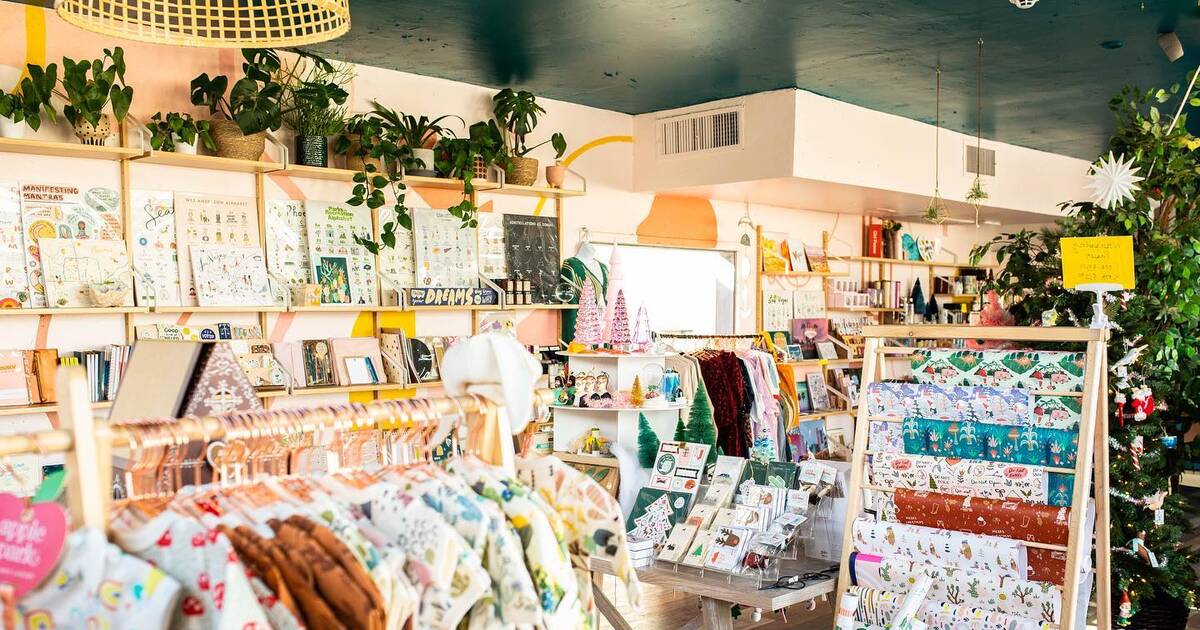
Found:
<box><xmin>0</xmin><ymin>118</ymin><xmax>26</xmax><ymax>139</ymax></box>
<box><xmin>175</xmin><ymin>141</ymin><xmax>199</xmax><ymax>155</ymax></box>
<box><xmin>410</xmin><ymin>148</ymin><xmax>436</xmax><ymax>176</ymax></box>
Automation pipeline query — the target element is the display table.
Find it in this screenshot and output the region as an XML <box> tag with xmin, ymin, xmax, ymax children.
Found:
<box><xmin>588</xmin><ymin>556</ymin><xmax>837</xmax><ymax>630</ymax></box>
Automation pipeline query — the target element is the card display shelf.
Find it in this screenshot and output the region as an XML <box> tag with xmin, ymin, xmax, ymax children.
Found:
<box><xmin>0</xmin><ymin>307</ymin><xmax>150</xmax><ymax>315</ymax></box>
<box><xmin>130</xmin><ymin>151</ymin><xmax>283</xmax><ymax>173</ymax></box>
<box><xmin>0</xmin><ymin>137</ymin><xmax>142</xmax><ymax>161</ymax></box>
<box><xmin>484</xmin><ymin>184</ymin><xmax>585</xmax><ymax>198</ymax></box>
<box><xmin>149</xmin><ymin>305</ymin><xmax>288</xmax><ymax>314</ymax></box>
<box><xmin>835</xmin><ymin>255</ymin><xmax>995</xmax><ymax>269</ymax></box>
<box><xmin>761</xmin><ymin>270</ymin><xmax>849</xmax><ymax>278</ymax></box>
<box><xmin>405</xmin><ymin>303</ymin><xmax>501</xmax><ymax>312</ymax></box>
<box><xmin>0</xmin><ymin>400</ymin><xmax>112</xmax><ymax>417</ymax></box>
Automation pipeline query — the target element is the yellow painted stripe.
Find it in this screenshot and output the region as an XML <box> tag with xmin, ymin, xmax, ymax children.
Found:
<box><xmin>17</xmin><ymin>6</ymin><xmax>47</xmax><ymax>85</ymax></box>
<box><xmin>533</xmin><ymin>135</ymin><xmax>632</xmax><ymax>216</ymax></box>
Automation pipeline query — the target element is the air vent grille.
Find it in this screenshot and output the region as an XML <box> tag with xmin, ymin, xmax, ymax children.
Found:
<box><xmin>658</xmin><ymin>106</ymin><xmax>742</xmax><ymax>156</ymax></box>
<box><xmin>965</xmin><ymin>144</ymin><xmax>996</xmax><ymax>176</ymax></box>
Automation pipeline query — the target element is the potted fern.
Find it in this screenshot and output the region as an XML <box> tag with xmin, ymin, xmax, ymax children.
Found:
<box><xmin>59</xmin><ymin>47</ymin><xmax>133</xmax><ymax>146</ymax></box>
<box><xmin>278</xmin><ymin>55</ymin><xmax>354</xmax><ymax>167</ymax></box>
<box><xmin>492</xmin><ymin>88</ymin><xmax>566</xmax><ymax>186</ymax></box>
<box><xmin>0</xmin><ymin>63</ymin><xmax>57</xmax><ymax>139</ymax></box>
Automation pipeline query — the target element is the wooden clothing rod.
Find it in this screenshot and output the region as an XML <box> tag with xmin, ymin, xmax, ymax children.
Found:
<box><xmin>866</xmin><ymin>324</ymin><xmax>1108</xmax><ymax>343</ymax></box>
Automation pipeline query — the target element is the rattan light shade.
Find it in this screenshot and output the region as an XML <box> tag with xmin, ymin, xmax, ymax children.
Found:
<box><xmin>54</xmin><ymin>0</ymin><xmax>351</xmax><ymax>48</ymax></box>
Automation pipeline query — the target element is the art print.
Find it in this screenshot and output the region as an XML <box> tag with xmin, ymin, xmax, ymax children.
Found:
<box><xmin>265</xmin><ymin>199</ymin><xmax>310</xmax><ymax>289</ymax></box>
<box><xmin>174</xmin><ymin>193</ymin><xmax>259</xmax><ymax>306</ymax></box>
<box><xmin>476</xmin><ymin>212</ymin><xmax>506</xmax><ymax>279</ymax></box>
<box><xmin>792</xmin><ymin>289</ymin><xmax>825</xmax><ymax>319</ymax></box>
<box><xmin>305</xmin><ymin>201</ymin><xmax>377</xmax><ymax>304</ymax></box>
<box><xmin>806</xmin><ymin>372</ymin><xmax>831</xmax><ymax>410</ymax></box>
<box><xmin>315</xmin><ymin>256</ymin><xmax>352</xmax><ymax>304</ymax></box>
<box><xmin>130</xmin><ymin>190</ymin><xmax>180</xmax><ymax>307</ymax></box>
<box><xmin>20</xmin><ymin>183</ymin><xmax>121</xmax><ymax>307</ymax></box>
<box><xmin>503</xmin><ymin>214</ymin><xmax>560</xmax><ymax>303</ymax></box>
<box><xmin>413</xmin><ymin>207</ymin><xmax>478</xmax><ymax>288</ymax></box>
<box><xmin>190</xmin><ymin>245</ymin><xmax>273</xmax><ymax>307</ymax></box>
<box><xmin>0</xmin><ymin>183</ymin><xmax>28</xmax><ymax>307</ymax></box>
<box><xmin>376</xmin><ymin>206</ymin><xmax>415</xmax><ymax>292</ymax></box>
<box><xmin>761</xmin><ymin>289</ymin><xmax>793</xmax><ymax>332</ymax></box>
<box><xmin>39</xmin><ymin>238</ymin><xmax>134</xmax><ymax>308</ymax></box>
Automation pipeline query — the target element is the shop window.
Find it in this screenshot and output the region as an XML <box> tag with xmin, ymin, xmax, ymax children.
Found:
<box><xmin>592</xmin><ymin>244</ymin><xmax>736</xmax><ymax>334</ymax></box>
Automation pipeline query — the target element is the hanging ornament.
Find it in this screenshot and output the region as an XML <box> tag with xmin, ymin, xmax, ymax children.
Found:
<box><xmin>1115</xmin><ymin>391</ymin><xmax>1127</xmax><ymax>428</ymax></box>
<box><xmin>1131</xmin><ymin>387</ymin><xmax>1154</xmax><ymax>421</ymax></box>
<box><xmin>1129</xmin><ymin>531</ymin><xmax>1161</xmax><ymax>567</ymax></box>
<box><xmin>1117</xmin><ymin>591</ymin><xmax>1133</xmax><ymax>625</ymax></box>
<box><xmin>1086</xmin><ymin>152</ymin><xmax>1144</xmax><ymax>209</ymax></box>
<box><xmin>1129</xmin><ymin>435</ymin><xmax>1145</xmax><ymax>470</ymax></box>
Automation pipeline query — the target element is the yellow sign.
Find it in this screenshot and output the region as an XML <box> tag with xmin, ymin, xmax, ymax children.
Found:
<box><xmin>1060</xmin><ymin>236</ymin><xmax>1135</xmax><ymax>289</ymax></box>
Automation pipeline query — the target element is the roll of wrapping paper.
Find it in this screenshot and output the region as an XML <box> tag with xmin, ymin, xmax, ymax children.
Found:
<box><xmin>864</xmin><ymin>382</ymin><xmax>1081</xmax><ymax>430</ymax></box>
<box><xmin>852</xmin><ymin>518</ymin><xmax>1029</xmax><ymax>579</ymax></box>
<box><xmin>870</xmin><ymin>451</ymin><xmax>1074</xmax><ymax>507</ymax></box>
<box><xmin>910</xmin><ymin>348</ymin><xmax>1085</xmax><ymax>393</ymax></box>
<box><xmin>893</xmin><ymin>489</ymin><xmax>1075</xmax><ymax>584</ymax></box>
<box><xmin>849</xmin><ymin>551</ymin><xmax>1066</xmax><ymax>624</ymax></box>
<box><xmin>849</xmin><ymin>585</ymin><xmax>1050</xmax><ymax>630</ymax></box>
<box><xmin>901</xmin><ymin>417</ymin><xmax>1078</xmax><ymax>468</ymax></box>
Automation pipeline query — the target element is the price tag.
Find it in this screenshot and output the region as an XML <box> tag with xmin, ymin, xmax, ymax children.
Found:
<box><xmin>1154</xmin><ymin>509</ymin><xmax>1165</xmax><ymax>526</ymax></box>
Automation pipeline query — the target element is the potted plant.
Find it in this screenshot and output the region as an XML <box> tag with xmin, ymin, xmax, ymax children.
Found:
<box><xmin>191</xmin><ymin>48</ymin><xmax>346</xmax><ymax>161</ymax></box>
<box><xmin>492</xmin><ymin>88</ymin><xmax>566</xmax><ymax>186</ymax></box>
<box><xmin>433</xmin><ymin>119</ymin><xmax>508</xmax><ymax>227</ymax></box>
<box><xmin>146</xmin><ymin>112</ymin><xmax>214</xmax><ymax>155</ymax></box>
<box><xmin>58</xmin><ymin>47</ymin><xmax>133</xmax><ymax>146</ymax></box>
<box><xmin>0</xmin><ymin>63</ymin><xmax>57</xmax><ymax>139</ymax></box>
<box><xmin>392</xmin><ymin>111</ymin><xmax>463</xmax><ymax>177</ymax></box>
<box><xmin>278</xmin><ymin>55</ymin><xmax>354</xmax><ymax>167</ymax></box>
<box><xmin>336</xmin><ymin>112</ymin><xmax>387</xmax><ymax>172</ymax></box>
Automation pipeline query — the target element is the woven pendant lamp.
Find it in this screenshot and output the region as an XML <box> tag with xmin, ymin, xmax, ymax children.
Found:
<box><xmin>54</xmin><ymin>0</ymin><xmax>350</xmax><ymax>48</ymax></box>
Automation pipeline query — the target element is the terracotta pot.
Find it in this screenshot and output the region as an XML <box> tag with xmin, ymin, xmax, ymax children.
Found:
<box><xmin>209</xmin><ymin>119</ymin><xmax>266</xmax><ymax>161</ymax></box>
<box><xmin>508</xmin><ymin>155</ymin><xmax>538</xmax><ymax>186</ymax></box>
<box><xmin>73</xmin><ymin>114</ymin><xmax>112</xmax><ymax>146</ymax></box>
<box><xmin>472</xmin><ymin>156</ymin><xmax>489</xmax><ymax>180</ymax></box>
<box><xmin>546</xmin><ymin>163</ymin><xmax>567</xmax><ymax>188</ymax></box>
<box><xmin>0</xmin><ymin>118</ymin><xmax>26</xmax><ymax>139</ymax></box>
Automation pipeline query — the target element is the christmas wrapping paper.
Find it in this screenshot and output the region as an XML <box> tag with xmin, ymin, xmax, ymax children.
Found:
<box><xmin>901</xmin><ymin>417</ymin><xmax>1078</xmax><ymax>468</ymax></box>
<box><xmin>910</xmin><ymin>349</ymin><xmax>1085</xmax><ymax>393</ymax></box>
<box><xmin>849</xmin><ymin>552</ymin><xmax>1080</xmax><ymax>625</ymax></box>
<box><xmin>848</xmin><ymin>585</ymin><xmax>1050</xmax><ymax>630</ymax></box>
<box><xmin>892</xmin><ymin>489</ymin><xmax>1084</xmax><ymax>584</ymax></box>
<box><xmin>852</xmin><ymin>518</ymin><xmax>1029</xmax><ymax>579</ymax></box>
<box><xmin>865</xmin><ymin>382</ymin><xmax>1080</xmax><ymax>429</ymax></box>
<box><xmin>869</xmin><ymin>452</ymin><xmax>1074</xmax><ymax>507</ymax></box>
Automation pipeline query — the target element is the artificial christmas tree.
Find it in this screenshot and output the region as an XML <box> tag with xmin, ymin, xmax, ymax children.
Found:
<box><xmin>684</xmin><ymin>383</ymin><xmax>717</xmax><ymax>465</ymax></box>
<box><xmin>630</xmin><ymin>375</ymin><xmax>644</xmax><ymax>407</ymax></box>
<box><xmin>631</xmin><ymin>303</ymin><xmax>652</xmax><ymax>352</ymax></box>
<box><xmin>603</xmin><ymin>243</ymin><xmax>625</xmax><ymax>340</ymax></box>
<box><xmin>609</xmin><ymin>290</ymin><xmax>631</xmax><ymax>348</ymax></box>
<box><xmin>636</xmin><ymin>412</ymin><xmax>660</xmax><ymax>468</ymax></box>
<box><xmin>674</xmin><ymin>416</ymin><xmax>687</xmax><ymax>442</ymax></box>
<box><xmin>573</xmin><ymin>277</ymin><xmax>603</xmax><ymax>347</ymax></box>
<box><xmin>972</xmin><ymin>77</ymin><xmax>1200</xmax><ymax>625</ymax></box>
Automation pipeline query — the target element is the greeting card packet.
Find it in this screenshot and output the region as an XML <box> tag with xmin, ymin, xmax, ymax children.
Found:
<box><xmin>681</xmin><ymin>530</ymin><xmax>718</xmax><ymax>567</ymax></box>
<box><xmin>704</xmin><ymin>526</ymin><xmax>751</xmax><ymax>572</ymax></box>
<box><xmin>657</xmin><ymin>524</ymin><xmax>699</xmax><ymax>563</ymax></box>
<box><xmin>686</xmin><ymin>504</ymin><xmax>718</xmax><ymax>529</ymax></box>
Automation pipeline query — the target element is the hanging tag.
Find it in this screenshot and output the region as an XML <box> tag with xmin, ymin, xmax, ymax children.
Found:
<box><xmin>1154</xmin><ymin>509</ymin><xmax>1165</xmax><ymax>526</ymax></box>
<box><xmin>0</xmin><ymin>493</ymin><xmax>67</xmax><ymax>598</ymax></box>
<box><xmin>31</xmin><ymin>469</ymin><xmax>67</xmax><ymax>504</ymax></box>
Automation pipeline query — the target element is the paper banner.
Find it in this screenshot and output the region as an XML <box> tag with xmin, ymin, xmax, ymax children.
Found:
<box><xmin>848</xmin><ymin>585</ymin><xmax>1050</xmax><ymax>630</ymax></box>
<box><xmin>852</xmin><ymin>518</ymin><xmax>1028</xmax><ymax>579</ymax></box>
<box><xmin>892</xmin><ymin>489</ymin><xmax>1090</xmax><ymax>584</ymax></box>
<box><xmin>902</xmin><ymin>418</ymin><xmax>1078</xmax><ymax>468</ymax></box>
<box><xmin>870</xmin><ymin>452</ymin><xmax>1074</xmax><ymax>507</ymax></box>
<box><xmin>865</xmin><ymin>383</ymin><xmax>1079</xmax><ymax>429</ymax></box>
<box><xmin>850</xmin><ymin>552</ymin><xmax>1069</xmax><ymax>625</ymax></box>
<box><xmin>910</xmin><ymin>349</ymin><xmax>1085</xmax><ymax>393</ymax></box>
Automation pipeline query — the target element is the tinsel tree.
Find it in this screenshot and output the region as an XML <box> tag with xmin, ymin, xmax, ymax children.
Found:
<box><xmin>684</xmin><ymin>383</ymin><xmax>717</xmax><ymax>465</ymax></box>
<box><xmin>630</xmin><ymin>375</ymin><xmax>645</xmax><ymax>407</ymax></box>
<box><xmin>574</xmin><ymin>277</ymin><xmax>603</xmax><ymax>346</ymax></box>
<box><xmin>609</xmin><ymin>290</ymin><xmax>631</xmax><ymax>347</ymax></box>
<box><xmin>637</xmin><ymin>412</ymin><xmax>660</xmax><ymax>468</ymax></box>
<box><xmin>971</xmin><ymin>77</ymin><xmax>1200</xmax><ymax>622</ymax></box>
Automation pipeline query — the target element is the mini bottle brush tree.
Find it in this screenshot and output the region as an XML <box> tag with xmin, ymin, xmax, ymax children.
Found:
<box><xmin>971</xmin><ymin>77</ymin><xmax>1200</xmax><ymax>621</ymax></box>
<box><xmin>637</xmin><ymin>412</ymin><xmax>660</xmax><ymax>468</ymax></box>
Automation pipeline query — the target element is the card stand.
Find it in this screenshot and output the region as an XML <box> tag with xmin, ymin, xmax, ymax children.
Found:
<box><xmin>265</xmin><ymin>271</ymin><xmax>292</xmax><ymax>309</ymax></box>
<box><xmin>377</xmin><ymin>273</ymin><xmax>408</xmax><ymax>307</ymax></box>
<box><xmin>129</xmin><ymin>261</ymin><xmax>158</xmax><ymax>307</ymax></box>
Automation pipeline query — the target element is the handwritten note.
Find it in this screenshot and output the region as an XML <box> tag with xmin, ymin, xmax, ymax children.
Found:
<box><xmin>1060</xmin><ymin>236</ymin><xmax>1135</xmax><ymax>289</ymax></box>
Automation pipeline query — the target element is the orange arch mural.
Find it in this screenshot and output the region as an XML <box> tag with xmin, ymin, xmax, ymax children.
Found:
<box><xmin>636</xmin><ymin>195</ymin><xmax>718</xmax><ymax>248</ymax></box>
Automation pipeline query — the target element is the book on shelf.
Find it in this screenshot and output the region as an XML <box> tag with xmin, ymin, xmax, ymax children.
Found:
<box><xmin>59</xmin><ymin>345</ymin><xmax>132</xmax><ymax>403</ymax></box>
<box><xmin>0</xmin><ymin>349</ymin><xmax>60</xmax><ymax>406</ymax></box>
<box><xmin>865</xmin><ymin>223</ymin><xmax>884</xmax><ymax>258</ymax></box>
<box><xmin>329</xmin><ymin>337</ymin><xmax>385</xmax><ymax>386</ymax></box>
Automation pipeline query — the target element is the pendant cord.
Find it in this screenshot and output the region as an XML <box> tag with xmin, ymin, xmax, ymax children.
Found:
<box><xmin>934</xmin><ymin>64</ymin><xmax>941</xmax><ymax>194</ymax></box>
<box><xmin>976</xmin><ymin>39</ymin><xmax>983</xmax><ymax>171</ymax></box>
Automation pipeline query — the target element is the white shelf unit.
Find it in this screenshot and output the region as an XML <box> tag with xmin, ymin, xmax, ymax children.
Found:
<box><xmin>553</xmin><ymin>352</ymin><xmax>683</xmax><ymax>453</ymax></box>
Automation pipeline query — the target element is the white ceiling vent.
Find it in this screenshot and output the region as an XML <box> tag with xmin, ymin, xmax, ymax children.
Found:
<box><xmin>964</xmin><ymin>143</ymin><xmax>996</xmax><ymax>177</ymax></box>
<box><xmin>657</xmin><ymin>104</ymin><xmax>743</xmax><ymax>157</ymax></box>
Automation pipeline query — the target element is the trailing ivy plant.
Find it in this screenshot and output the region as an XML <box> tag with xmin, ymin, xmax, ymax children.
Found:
<box><xmin>971</xmin><ymin>77</ymin><xmax>1200</xmax><ymax>618</ymax></box>
<box><xmin>59</xmin><ymin>47</ymin><xmax>133</xmax><ymax>126</ymax></box>
<box><xmin>337</xmin><ymin>105</ymin><xmax>410</xmax><ymax>255</ymax></box>
<box><xmin>433</xmin><ymin>119</ymin><xmax>509</xmax><ymax>228</ymax></box>
<box><xmin>0</xmin><ymin>63</ymin><xmax>58</xmax><ymax>131</ymax></box>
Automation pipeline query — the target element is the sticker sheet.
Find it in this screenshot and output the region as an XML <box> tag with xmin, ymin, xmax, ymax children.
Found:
<box><xmin>902</xmin><ymin>417</ymin><xmax>1078</xmax><ymax>468</ymax></box>
<box><xmin>376</xmin><ymin>206</ymin><xmax>415</xmax><ymax>291</ymax></box>
<box><xmin>626</xmin><ymin>487</ymin><xmax>691</xmax><ymax>544</ymax></box>
<box><xmin>647</xmin><ymin>442</ymin><xmax>711</xmax><ymax>496</ymax></box>
<box><xmin>412</xmin><ymin>207</ymin><xmax>478</xmax><ymax>288</ymax></box>
<box><xmin>893</xmin><ymin>489</ymin><xmax>1077</xmax><ymax>584</ymax></box>
<box><xmin>847</xmin><ymin>586</ymin><xmax>1050</xmax><ymax>630</ymax></box>
<box><xmin>39</xmin><ymin>238</ymin><xmax>134</xmax><ymax>308</ymax></box>
<box><xmin>852</xmin><ymin>517</ymin><xmax>1029</xmax><ymax>579</ymax></box>
<box><xmin>174</xmin><ymin>193</ymin><xmax>259</xmax><ymax>306</ymax></box>
<box><xmin>305</xmin><ymin>200</ymin><xmax>377</xmax><ymax>304</ymax></box>
<box><xmin>265</xmin><ymin>199</ymin><xmax>310</xmax><ymax>289</ymax></box>
<box><xmin>869</xmin><ymin>452</ymin><xmax>1073</xmax><ymax>506</ymax></box>
<box><xmin>865</xmin><ymin>382</ymin><xmax>1079</xmax><ymax>429</ymax></box>
<box><xmin>130</xmin><ymin>190</ymin><xmax>181</xmax><ymax>307</ymax></box>
<box><xmin>849</xmin><ymin>552</ymin><xmax>1069</xmax><ymax>624</ymax></box>
<box><xmin>761</xmin><ymin>289</ymin><xmax>793</xmax><ymax>331</ymax></box>
<box><xmin>20</xmin><ymin>183</ymin><xmax>122</xmax><ymax>307</ymax></box>
<box><xmin>910</xmin><ymin>349</ymin><xmax>1085</xmax><ymax>392</ymax></box>
<box><xmin>190</xmin><ymin>244</ymin><xmax>274</xmax><ymax>307</ymax></box>
<box><xmin>0</xmin><ymin>182</ymin><xmax>28</xmax><ymax>307</ymax></box>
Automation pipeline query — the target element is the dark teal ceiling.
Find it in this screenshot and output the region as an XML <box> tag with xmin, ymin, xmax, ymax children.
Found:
<box><xmin>11</xmin><ymin>0</ymin><xmax>1200</xmax><ymax>158</ymax></box>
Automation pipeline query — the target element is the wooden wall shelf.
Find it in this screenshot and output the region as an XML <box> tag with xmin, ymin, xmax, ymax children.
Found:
<box><xmin>130</xmin><ymin>151</ymin><xmax>282</xmax><ymax>173</ymax></box>
<box><xmin>0</xmin><ymin>307</ymin><xmax>149</xmax><ymax>316</ymax></box>
<box><xmin>762</xmin><ymin>270</ymin><xmax>848</xmax><ymax>278</ymax></box>
<box><xmin>0</xmin><ymin>400</ymin><xmax>112</xmax><ymax>417</ymax></box>
<box><xmin>0</xmin><ymin>137</ymin><xmax>141</xmax><ymax>161</ymax></box>
<box><xmin>485</xmin><ymin>184</ymin><xmax>584</xmax><ymax>198</ymax></box>
<box><xmin>834</xmin><ymin>255</ymin><xmax>994</xmax><ymax>269</ymax></box>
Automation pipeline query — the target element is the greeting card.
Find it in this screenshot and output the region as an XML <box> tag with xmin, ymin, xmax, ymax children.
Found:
<box><xmin>792</xmin><ymin>289</ymin><xmax>826</xmax><ymax>319</ymax></box>
<box><xmin>0</xmin><ymin>182</ymin><xmax>28</xmax><ymax>307</ymax></box>
<box><xmin>39</xmin><ymin>238</ymin><xmax>134</xmax><ymax>308</ymax></box>
<box><xmin>762</xmin><ymin>289</ymin><xmax>793</xmax><ymax>332</ymax></box>
<box><xmin>174</xmin><ymin>193</ymin><xmax>259</xmax><ymax>306</ymax></box>
<box><xmin>305</xmin><ymin>200</ymin><xmax>377</xmax><ymax>305</ymax></box>
<box><xmin>413</xmin><ymin>207</ymin><xmax>478</xmax><ymax>288</ymax></box>
<box><xmin>190</xmin><ymin>245</ymin><xmax>273</xmax><ymax>307</ymax></box>
<box><xmin>20</xmin><ymin>183</ymin><xmax>122</xmax><ymax>307</ymax></box>
<box><xmin>265</xmin><ymin>199</ymin><xmax>310</xmax><ymax>289</ymax></box>
<box><xmin>128</xmin><ymin>190</ymin><xmax>181</xmax><ymax>306</ymax></box>
<box><xmin>476</xmin><ymin>212</ymin><xmax>506</xmax><ymax>279</ymax></box>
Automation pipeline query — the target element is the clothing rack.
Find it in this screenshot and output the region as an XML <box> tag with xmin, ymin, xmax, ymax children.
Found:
<box><xmin>833</xmin><ymin>325</ymin><xmax>1111</xmax><ymax>630</ymax></box>
<box><xmin>655</xmin><ymin>332</ymin><xmax>772</xmax><ymax>353</ymax></box>
<box><xmin>5</xmin><ymin>366</ymin><xmax>548</xmax><ymax>532</ymax></box>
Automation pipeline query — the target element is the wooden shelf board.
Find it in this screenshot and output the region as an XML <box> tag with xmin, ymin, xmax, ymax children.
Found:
<box><xmin>406</xmin><ymin>175</ymin><xmax>500</xmax><ymax>191</ymax></box>
<box><xmin>486</xmin><ymin>184</ymin><xmax>584</xmax><ymax>198</ymax></box>
<box><xmin>0</xmin><ymin>307</ymin><xmax>148</xmax><ymax>315</ymax></box>
<box><xmin>505</xmin><ymin>303</ymin><xmax>579</xmax><ymax>311</ymax></box>
<box><xmin>405</xmin><ymin>304</ymin><xmax>501</xmax><ymax>312</ymax></box>
<box><xmin>794</xmin><ymin>408</ymin><xmax>856</xmax><ymax>421</ymax></box>
<box><xmin>556</xmin><ymin>352</ymin><xmax>675</xmax><ymax>359</ymax></box>
<box><xmin>827</xmin><ymin>306</ymin><xmax>904</xmax><ymax>313</ymax></box>
<box><xmin>0</xmin><ymin>400</ymin><xmax>111</xmax><ymax>417</ymax></box>
<box><xmin>288</xmin><ymin>305</ymin><xmax>401</xmax><ymax>312</ymax></box>
<box><xmin>274</xmin><ymin>166</ymin><xmax>502</xmax><ymax>191</ymax></box>
<box><xmin>762</xmin><ymin>270</ymin><xmax>849</xmax><ymax>278</ymax></box>
<box><xmin>551</xmin><ymin>403</ymin><xmax>686</xmax><ymax>412</ymax></box>
<box><xmin>131</xmin><ymin>151</ymin><xmax>282</xmax><ymax>173</ymax></box>
<box><xmin>150</xmin><ymin>305</ymin><xmax>286</xmax><ymax>314</ymax></box>
<box><xmin>782</xmin><ymin>358</ymin><xmax>863</xmax><ymax>368</ymax></box>
<box><xmin>258</xmin><ymin>382</ymin><xmax>426</xmax><ymax>398</ymax></box>
<box><xmin>934</xmin><ymin>294</ymin><xmax>978</xmax><ymax>304</ymax></box>
<box><xmin>0</xmin><ymin>137</ymin><xmax>141</xmax><ymax>161</ymax></box>
<box><xmin>834</xmin><ymin>255</ymin><xmax>994</xmax><ymax>269</ymax></box>
<box><xmin>553</xmin><ymin>451</ymin><xmax>620</xmax><ymax>466</ymax></box>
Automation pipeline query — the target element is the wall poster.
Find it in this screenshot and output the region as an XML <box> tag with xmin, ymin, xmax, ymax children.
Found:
<box><xmin>20</xmin><ymin>183</ymin><xmax>122</xmax><ymax>307</ymax></box>
<box><xmin>173</xmin><ymin>193</ymin><xmax>259</xmax><ymax>306</ymax></box>
<box><xmin>503</xmin><ymin>214</ymin><xmax>559</xmax><ymax>303</ymax></box>
<box><xmin>305</xmin><ymin>200</ymin><xmax>377</xmax><ymax>305</ymax></box>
